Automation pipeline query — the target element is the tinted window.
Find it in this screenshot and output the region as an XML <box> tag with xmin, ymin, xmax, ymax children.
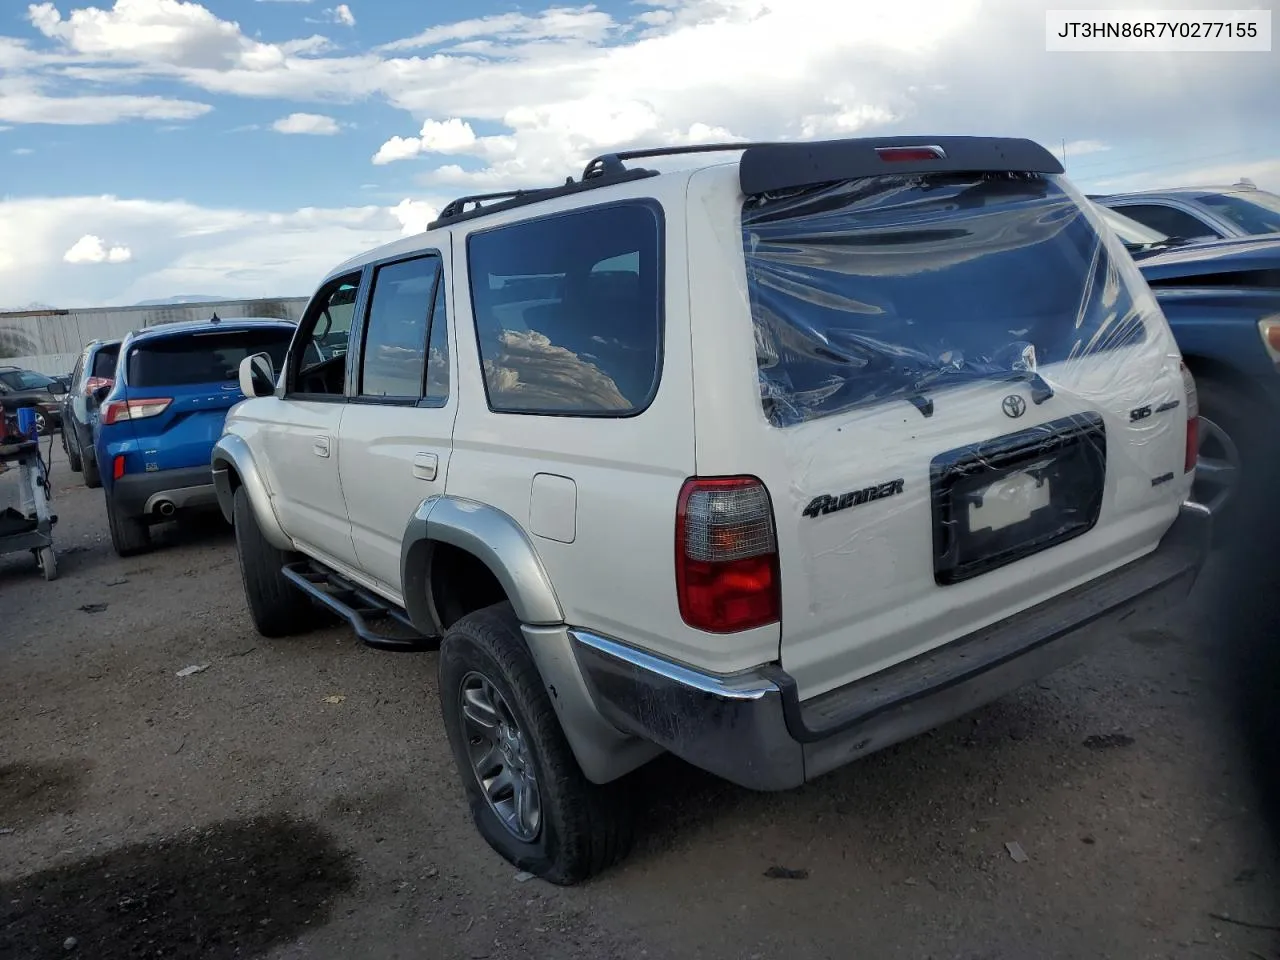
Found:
<box><xmin>360</xmin><ymin>256</ymin><xmax>439</xmax><ymax>398</ymax></box>
<box><xmin>90</xmin><ymin>345</ymin><xmax>120</xmax><ymax>380</ymax></box>
<box><xmin>467</xmin><ymin>203</ymin><xmax>662</xmax><ymax>415</ymax></box>
<box><xmin>425</xmin><ymin>274</ymin><xmax>450</xmax><ymax>402</ymax></box>
<box><xmin>744</xmin><ymin>173</ymin><xmax>1154</xmax><ymax>427</ymax></box>
<box><xmin>1115</xmin><ymin>203</ymin><xmax>1218</xmax><ymax>239</ymax></box>
<box><xmin>0</xmin><ymin>370</ymin><xmax>53</xmax><ymax>390</ymax></box>
<box><xmin>1197</xmin><ymin>190</ymin><xmax>1280</xmax><ymax>235</ymax></box>
<box><xmin>127</xmin><ymin>328</ymin><xmax>293</xmax><ymax>388</ymax></box>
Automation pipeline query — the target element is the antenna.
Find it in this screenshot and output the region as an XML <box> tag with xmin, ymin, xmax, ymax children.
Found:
<box><xmin>210</xmin><ymin>312</ymin><xmax>221</xmax><ymax>324</ymax></box>
<box><xmin>1061</xmin><ymin>138</ymin><xmax>1067</xmax><ymax>170</ymax></box>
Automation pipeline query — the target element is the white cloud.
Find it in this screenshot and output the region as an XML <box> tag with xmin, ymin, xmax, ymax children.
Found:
<box><xmin>372</xmin><ymin>117</ymin><xmax>481</xmax><ymax>164</ymax></box>
<box><xmin>63</xmin><ymin>233</ymin><xmax>133</xmax><ymax>264</ymax></box>
<box><xmin>390</xmin><ymin>198</ymin><xmax>439</xmax><ymax>237</ymax></box>
<box><xmin>330</xmin><ymin>4</ymin><xmax>354</xmax><ymax>27</ymax></box>
<box><xmin>12</xmin><ymin>147</ymin><xmax>35</xmax><ymax>155</ymax></box>
<box><xmin>272</xmin><ymin>111</ymin><xmax>339</xmax><ymax>134</ymax></box>
<box><xmin>2</xmin><ymin>194</ymin><xmax>445</xmax><ymax>306</ymax></box>
<box><xmin>1063</xmin><ymin>140</ymin><xmax>1110</xmax><ymax>158</ymax></box>
<box><xmin>0</xmin><ymin>74</ymin><xmax>210</xmax><ymax>124</ymax></box>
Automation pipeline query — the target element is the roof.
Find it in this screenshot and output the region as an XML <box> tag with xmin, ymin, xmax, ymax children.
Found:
<box><xmin>124</xmin><ymin>316</ymin><xmax>296</xmax><ymax>344</ymax></box>
<box><xmin>1095</xmin><ymin>184</ymin><xmax>1260</xmax><ymax>202</ymax></box>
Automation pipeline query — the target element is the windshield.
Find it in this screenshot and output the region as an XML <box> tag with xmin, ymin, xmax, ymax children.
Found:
<box><xmin>127</xmin><ymin>328</ymin><xmax>293</xmax><ymax>388</ymax></box>
<box><xmin>0</xmin><ymin>369</ymin><xmax>55</xmax><ymax>390</ymax></box>
<box><xmin>1198</xmin><ymin>189</ymin><xmax>1280</xmax><ymax>235</ymax></box>
<box><xmin>743</xmin><ymin>172</ymin><xmax>1153</xmax><ymax>427</ymax></box>
<box><xmin>1096</xmin><ymin>203</ymin><xmax>1169</xmax><ymax>245</ymax></box>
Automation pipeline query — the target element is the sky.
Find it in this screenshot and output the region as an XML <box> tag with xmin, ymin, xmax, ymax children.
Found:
<box><xmin>0</xmin><ymin>0</ymin><xmax>1276</xmax><ymax>308</ymax></box>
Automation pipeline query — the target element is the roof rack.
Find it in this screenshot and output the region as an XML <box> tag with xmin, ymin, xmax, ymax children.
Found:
<box><xmin>428</xmin><ymin>135</ymin><xmax>1065</xmax><ymax>230</ymax></box>
<box><xmin>581</xmin><ymin>142</ymin><xmax>779</xmax><ymax>180</ymax></box>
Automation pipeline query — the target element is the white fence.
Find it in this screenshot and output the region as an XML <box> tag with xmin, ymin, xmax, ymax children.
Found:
<box><xmin>0</xmin><ymin>297</ymin><xmax>308</xmax><ymax>376</ymax></box>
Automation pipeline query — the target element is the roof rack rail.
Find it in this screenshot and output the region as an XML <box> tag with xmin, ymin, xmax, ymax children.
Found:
<box><xmin>436</xmin><ymin>190</ymin><xmax>541</xmax><ymax>222</ymax></box>
<box><xmin>428</xmin><ymin>167</ymin><xmax>658</xmax><ymax>230</ymax></box>
<box><xmin>582</xmin><ymin>141</ymin><xmax>782</xmax><ymax>181</ymax></box>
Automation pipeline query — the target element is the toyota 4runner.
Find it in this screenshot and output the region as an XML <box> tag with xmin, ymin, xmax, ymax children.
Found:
<box><xmin>213</xmin><ymin>136</ymin><xmax>1212</xmax><ymax>884</ymax></box>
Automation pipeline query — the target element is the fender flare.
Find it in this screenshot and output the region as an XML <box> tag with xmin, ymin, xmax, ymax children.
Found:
<box><xmin>211</xmin><ymin>434</ymin><xmax>294</xmax><ymax>552</ymax></box>
<box><xmin>401</xmin><ymin>495</ymin><xmax>564</xmax><ymax>628</ymax></box>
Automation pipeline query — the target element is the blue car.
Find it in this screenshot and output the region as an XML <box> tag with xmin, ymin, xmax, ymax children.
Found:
<box><xmin>1100</xmin><ymin>204</ymin><xmax>1280</xmax><ymax>531</ymax></box>
<box><xmin>94</xmin><ymin>316</ymin><xmax>296</xmax><ymax>556</ymax></box>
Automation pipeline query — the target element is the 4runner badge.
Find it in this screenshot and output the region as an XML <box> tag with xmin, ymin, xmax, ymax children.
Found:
<box><xmin>803</xmin><ymin>479</ymin><xmax>905</xmax><ymax>519</ymax></box>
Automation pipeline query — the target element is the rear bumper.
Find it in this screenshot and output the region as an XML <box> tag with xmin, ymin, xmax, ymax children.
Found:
<box><xmin>111</xmin><ymin>466</ymin><xmax>219</xmax><ymax>520</ymax></box>
<box><xmin>570</xmin><ymin>501</ymin><xmax>1212</xmax><ymax>791</ymax></box>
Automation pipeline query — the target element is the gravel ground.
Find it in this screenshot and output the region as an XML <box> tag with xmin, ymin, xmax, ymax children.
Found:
<box><xmin>2</xmin><ymin>441</ymin><xmax>1278</xmax><ymax>960</ymax></box>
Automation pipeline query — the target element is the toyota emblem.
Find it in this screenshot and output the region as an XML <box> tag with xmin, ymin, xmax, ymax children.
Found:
<box><xmin>1002</xmin><ymin>394</ymin><xmax>1027</xmax><ymax>418</ymax></box>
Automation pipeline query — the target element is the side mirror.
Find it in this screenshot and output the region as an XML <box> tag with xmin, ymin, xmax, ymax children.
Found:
<box><xmin>91</xmin><ymin>384</ymin><xmax>111</xmax><ymax>404</ymax></box>
<box><xmin>239</xmin><ymin>353</ymin><xmax>276</xmax><ymax>398</ymax></box>
<box><xmin>48</xmin><ymin>380</ymin><xmax>68</xmax><ymax>396</ymax></box>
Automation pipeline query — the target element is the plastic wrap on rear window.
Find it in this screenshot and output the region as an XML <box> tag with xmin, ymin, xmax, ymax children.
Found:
<box><xmin>742</xmin><ymin>172</ymin><xmax>1156</xmax><ymax>428</ymax></box>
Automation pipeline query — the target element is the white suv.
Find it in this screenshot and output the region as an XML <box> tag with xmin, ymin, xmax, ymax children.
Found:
<box><xmin>213</xmin><ymin>136</ymin><xmax>1211</xmax><ymax>884</ymax></box>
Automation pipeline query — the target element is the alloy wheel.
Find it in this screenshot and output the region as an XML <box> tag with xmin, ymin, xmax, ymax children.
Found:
<box><xmin>1193</xmin><ymin>415</ymin><xmax>1240</xmax><ymax>515</ymax></box>
<box><xmin>459</xmin><ymin>670</ymin><xmax>542</xmax><ymax>842</ymax></box>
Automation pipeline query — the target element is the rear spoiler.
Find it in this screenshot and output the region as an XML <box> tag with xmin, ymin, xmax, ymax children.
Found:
<box><xmin>738</xmin><ymin>136</ymin><xmax>1066</xmax><ymax>196</ymax></box>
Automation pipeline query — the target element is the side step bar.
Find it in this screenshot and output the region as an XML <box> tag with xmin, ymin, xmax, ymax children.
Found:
<box><xmin>281</xmin><ymin>561</ymin><xmax>437</xmax><ymax>653</ymax></box>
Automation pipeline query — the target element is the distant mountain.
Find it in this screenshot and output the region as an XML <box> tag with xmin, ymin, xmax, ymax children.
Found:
<box><xmin>133</xmin><ymin>294</ymin><xmax>232</xmax><ymax>306</ymax></box>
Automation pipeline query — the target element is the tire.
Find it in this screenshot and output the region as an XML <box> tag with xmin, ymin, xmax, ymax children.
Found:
<box><xmin>438</xmin><ymin>602</ymin><xmax>634</xmax><ymax>885</ymax></box>
<box><xmin>1193</xmin><ymin>378</ymin><xmax>1257</xmax><ymax>542</ymax></box>
<box><xmin>106</xmin><ymin>489</ymin><xmax>151</xmax><ymax>557</ymax></box>
<box><xmin>38</xmin><ymin>546</ymin><xmax>57</xmax><ymax>581</ymax></box>
<box><xmin>233</xmin><ymin>486</ymin><xmax>325</xmax><ymax>638</ymax></box>
<box><xmin>83</xmin><ymin>448</ymin><xmax>102</xmax><ymax>488</ymax></box>
<box><xmin>65</xmin><ymin>429</ymin><xmax>82</xmax><ymax>473</ymax></box>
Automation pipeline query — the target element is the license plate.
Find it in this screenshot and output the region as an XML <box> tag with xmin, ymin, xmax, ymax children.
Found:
<box><xmin>930</xmin><ymin>413</ymin><xmax>1107</xmax><ymax>585</ymax></box>
<box><xmin>968</xmin><ymin>470</ymin><xmax>1051</xmax><ymax>533</ymax></box>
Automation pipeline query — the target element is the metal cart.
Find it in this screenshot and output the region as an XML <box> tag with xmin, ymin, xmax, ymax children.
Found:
<box><xmin>0</xmin><ymin>399</ymin><xmax>58</xmax><ymax>581</ymax></box>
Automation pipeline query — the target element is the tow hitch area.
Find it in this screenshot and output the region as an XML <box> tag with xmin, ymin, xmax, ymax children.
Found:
<box><xmin>281</xmin><ymin>561</ymin><xmax>436</xmax><ymax>652</ymax></box>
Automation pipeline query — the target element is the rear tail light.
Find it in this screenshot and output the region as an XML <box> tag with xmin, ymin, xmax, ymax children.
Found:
<box><xmin>84</xmin><ymin>376</ymin><xmax>114</xmax><ymax>396</ymax></box>
<box><xmin>101</xmin><ymin>397</ymin><xmax>171</xmax><ymax>425</ymax></box>
<box><xmin>1258</xmin><ymin>316</ymin><xmax>1280</xmax><ymax>363</ymax></box>
<box><xmin>1181</xmin><ymin>362</ymin><xmax>1198</xmax><ymax>474</ymax></box>
<box><xmin>675</xmin><ymin>476</ymin><xmax>781</xmax><ymax>634</ymax></box>
<box><xmin>875</xmin><ymin>145</ymin><xmax>947</xmax><ymax>163</ymax></box>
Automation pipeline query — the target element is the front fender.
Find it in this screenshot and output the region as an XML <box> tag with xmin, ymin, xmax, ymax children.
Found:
<box><xmin>211</xmin><ymin>434</ymin><xmax>293</xmax><ymax>552</ymax></box>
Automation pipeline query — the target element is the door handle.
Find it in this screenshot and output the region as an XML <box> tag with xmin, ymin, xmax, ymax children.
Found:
<box><xmin>312</xmin><ymin>435</ymin><xmax>331</xmax><ymax>458</ymax></box>
<box><xmin>413</xmin><ymin>452</ymin><xmax>438</xmax><ymax>481</ymax></box>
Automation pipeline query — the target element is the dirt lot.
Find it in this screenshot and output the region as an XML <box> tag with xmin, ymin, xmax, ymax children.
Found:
<box><xmin>2</xmin><ymin>441</ymin><xmax>1279</xmax><ymax>960</ymax></box>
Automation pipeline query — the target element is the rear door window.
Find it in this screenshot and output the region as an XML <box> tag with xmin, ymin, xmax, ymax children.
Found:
<box><xmin>1112</xmin><ymin>203</ymin><xmax>1218</xmax><ymax>240</ymax></box>
<box><xmin>744</xmin><ymin>173</ymin><xmax>1153</xmax><ymax>427</ymax></box>
<box><xmin>90</xmin><ymin>345</ymin><xmax>120</xmax><ymax>380</ymax></box>
<box><xmin>1197</xmin><ymin>190</ymin><xmax>1280</xmax><ymax>235</ymax></box>
<box><xmin>466</xmin><ymin>202</ymin><xmax>663</xmax><ymax>416</ymax></box>
<box><xmin>127</xmin><ymin>328</ymin><xmax>293</xmax><ymax>388</ymax></box>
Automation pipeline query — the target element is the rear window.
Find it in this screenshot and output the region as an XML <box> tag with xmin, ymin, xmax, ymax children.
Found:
<box><xmin>127</xmin><ymin>328</ymin><xmax>293</xmax><ymax>388</ymax></box>
<box><xmin>743</xmin><ymin>173</ymin><xmax>1151</xmax><ymax>427</ymax></box>
<box><xmin>1198</xmin><ymin>189</ymin><xmax>1280</xmax><ymax>235</ymax></box>
<box><xmin>91</xmin><ymin>345</ymin><xmax>120</xmax><ymax>379</ymax></box>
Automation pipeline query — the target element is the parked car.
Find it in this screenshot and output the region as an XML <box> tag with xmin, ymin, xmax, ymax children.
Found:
<box><xmin>1126</xmin><ymin>230</ymin><xmax>1280</xmax><ymax>531</ymax></box>
<box><xmin>0</xmin><ymin>366</ymin><xmax>67</xmax><ymax>434</ymax></box>
<box><xmin>215</xmin><ymin>136</ymin><xmax>1211</xmax><ymax>883</ymax></box>
<box><xmin>61</xmin><ymin>337</ymin><xmax>122</xmax><ymax>488</ymax></box>
<box><xmin>1093</xmin><ymin>181</ymin><xmax>1280</xmax><ymax>242</ymax></box>
<box><xmin>96</xmin><ymin>316</ymin><xmax>295</xmax><ymax>556</ymax></box>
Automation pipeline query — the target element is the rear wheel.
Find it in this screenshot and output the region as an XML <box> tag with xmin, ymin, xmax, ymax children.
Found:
<box><xmin>82</xmin><ymin>450</ymin><xmax>102</xmax><ymax>488</ymax></box>
<box><xmin>233</xmin><ymin>486</ymin><xmax>325</xmax><ymax>637</ymax></box>
<box><xmin>37</xmin><ymin>546</ymin><xmax>57</xmax><ymax>581</ymax></box>
<box><xmin>1192</xmin><ymin>378</ymin><xmax>1255</xmax><ymax>540</ymax></box>
<box><xmin>106</xmin><ymin>490</ymin><xmax>151</xmax><ymax>557</ymax></box>
<box><xmin>438</xmin><ymin>602</ymin><xmax>634</xmax><ymax>884</ymax></box>
<box><xmin>64</xmin><ymin>428</ymin><xmax>82</xmax><ymax>473</ymax></box>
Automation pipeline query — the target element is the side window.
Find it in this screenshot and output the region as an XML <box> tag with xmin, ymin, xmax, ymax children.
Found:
<box><xmin>466</xmin><ymin>202</ymin><xmax>662</xmax><ymax>416</ymax></box>
<box><xmin>425</xmin><ymin>273</ymin><xmax>450</xmax><ymax>403</ymax></box>
<box><xmin>359</xmin><ymin>255</ymin><xmax>439</xmax><ymax>400</ymax></box>
<box><xmin>289</xmin><ymin>274</ymin><xmax>361</xmax><ymax>397</ymax></box>
<box><xmin>1117</xmin><ymin>203</ymin><xmax>1218</xmax><ymax>240</ymax></box>
<box><xmin>70</xmin><ymin>356</ymin><xmax>85</xmax><ymax>390</ymax></box>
